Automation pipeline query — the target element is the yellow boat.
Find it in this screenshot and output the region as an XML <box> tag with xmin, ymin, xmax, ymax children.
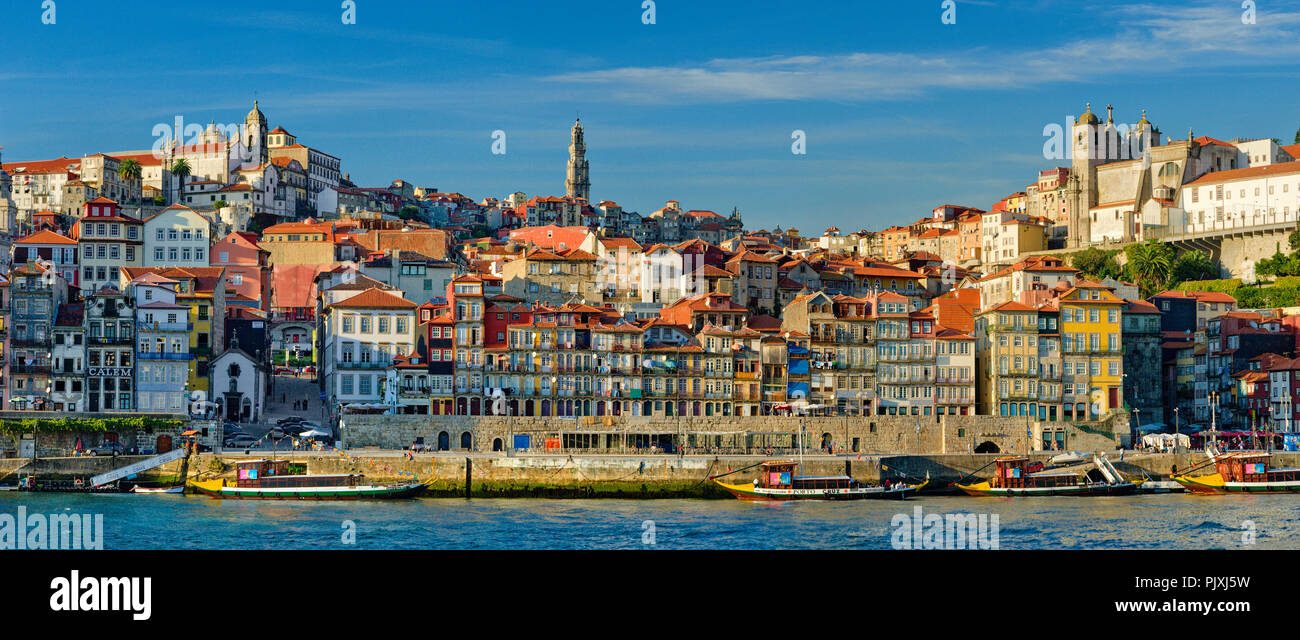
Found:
<box><xmin>188</xmin><ymin>459</ymin><xmax>425</xmax><ymax>500</ymax></box>
<box><xmin>955</xmin><ymin>456</ymin><xmax>1137</xmax><ymax>496</ymax></box>
<box><xmin>714</xmin><ymin>461</ymin><xmax>927</xmax><ymax>500</ymax></box>
<box><xmin>1173</xmin><ymin>452</ymin><xmax>1300</xmax><ymax>494</ymax></box>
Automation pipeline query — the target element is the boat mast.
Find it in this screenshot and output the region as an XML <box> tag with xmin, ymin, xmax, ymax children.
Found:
<box><xmin>799</xmin><ymin>425</ymin><xmax>805</xmax><ymax>476</ymax></box>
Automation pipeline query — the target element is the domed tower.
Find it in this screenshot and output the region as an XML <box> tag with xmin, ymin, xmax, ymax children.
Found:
<box><xmin>243</xmin><ymin>100</ymin><xmax>269</xmax><ymax>164</ymax></box>
<box><xmin>566</xmin><ymin>118</ymin><xmax>590</xmax><ymax>201</ymax></box>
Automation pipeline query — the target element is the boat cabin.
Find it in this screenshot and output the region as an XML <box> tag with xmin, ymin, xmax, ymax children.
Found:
<box><xmin>758</xmin><ymin>462</ymin><xmax>797</xmax><ymax>489</ymax></box>
<box><xmin>233</xmin><ymin>459</ymin><xmax>290</xmax><ymax>486</ymax></box>
<box><xmin>989</xmin><ymin>457</ymin><xmax>1079</xmax><ymax>489</ymax></box>
<box><xmin>232</xmin><ymin>459</ymin><xmax>362</xmax><ymax>488</ymax></box>
<box><xmin>757</xmin><ymin>461</ymin><xmax>859</xmax><ymax>490</ymax></box>
<box><xmin>1215</xmin><ymin>453</ymin><xmax>1300</xmax><ymax>482</ymax></box>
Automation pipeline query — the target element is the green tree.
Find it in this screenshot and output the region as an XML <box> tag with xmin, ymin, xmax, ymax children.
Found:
<box><xmin>1123</xmin><ymin>240</ymin><xmax>1175</xmax><ymax>295</ymax></box>
<box><xmin>117</xmin><ymin>158</ymin><xmax>142</xmax><ymax>201</ymax></box>
<box><xmin>1169</xmin><ymin>250</ymin><xmax>1217</xmax><ymax>285</ymax></box>
<box><xmin>213</xmin><ymin>199</ymin><xmax>229</xmax><ymax>210</ymax></box>
<box><xmin>1295</xmin><ymin>125</ymin><xmax>1300</xmax><ymax>144</ymax></box>
<box><xmin>169</xmin><ymin>158</ymin><xmax>191</xmax><ymax>204</ymax></box>
<box><xmin>1070</xmin><ymin>247</ymin><xmax>1122</xmax><ymax>280</ymax></box>
<box><xmin>398</xmin><ymin>205</ymin><xmax>421</xmax><ymax>221</ymax></box>
<box><xmin>1288</xmin><ymin>228</ymin><xmax>1300</xmax><ymax>252</ymax></box>
<box><xmin>1256</xmin><ymin>251</ymin><xmax>1300</xmax><ymax>278</ymax></box>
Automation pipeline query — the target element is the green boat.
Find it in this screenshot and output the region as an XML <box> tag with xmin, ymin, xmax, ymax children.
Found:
<box><xmin>188</xmin><ymin>459</ymin><xmax>425</xmax><ymax>500</ymax></box>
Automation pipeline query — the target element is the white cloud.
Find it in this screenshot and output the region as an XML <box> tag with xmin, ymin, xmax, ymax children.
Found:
<box><xmin>541</xmin><ymin>3</ymin><xmax>1300</xmax><ymax>104</ymax></box>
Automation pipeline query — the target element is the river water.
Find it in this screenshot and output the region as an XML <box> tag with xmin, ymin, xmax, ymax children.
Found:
<box><xmin>1</xmin><ymin>492</ymin><xmax>1293</xmax><ymax>549</ymax></box>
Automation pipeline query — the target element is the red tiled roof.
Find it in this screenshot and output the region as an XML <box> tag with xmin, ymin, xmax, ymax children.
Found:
<box><xmin>1152</xmin><ymin>290</ymin><xmax>1237</xmax><ymax>304</ymax></box>
<box><xmin>329</xmin><ymin>287</ymin><xmax>417</xmax><ymax>309</ymax></box>
<box><xmin>1184</xmin><ymin>160</ymin><xmax>1300</xmax><ymax>186</ymax></box>
<box><xmin>16</xmin><ymin>230</ymin><xmax>77</xmax><ymax>245</ymax></box>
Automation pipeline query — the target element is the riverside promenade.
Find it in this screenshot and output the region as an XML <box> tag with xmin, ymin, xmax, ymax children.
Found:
<box><xmin>4</xmin><ymin>448</ymin><xmax>1272</xmax><ymax>498</ymax></box>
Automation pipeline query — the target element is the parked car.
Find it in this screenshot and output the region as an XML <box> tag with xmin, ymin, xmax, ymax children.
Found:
<box><xmin>91</xmin><ymin>441</ymin><xmax>127</xmax><ymax>457</ymax></box>
<box><xmin>224</xmin><ymin>434</ymin><xmax>257</xmax><ymax>448</ymax></box>
<box><xmin>274</xmin><ymin>366</ymin><xmax>295</xmax><ymax>375</ymax></box>
<box><xmin>277</xmin><ymin>416</ymin><xmax>306</xmax><ymax>426</ymax></box>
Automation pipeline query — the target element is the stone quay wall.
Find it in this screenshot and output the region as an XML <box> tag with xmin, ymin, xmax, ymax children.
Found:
<box><xmin>340</xmin><ymin>412</ymin><xmax>1130</xmax><ymax>455</ymax></box>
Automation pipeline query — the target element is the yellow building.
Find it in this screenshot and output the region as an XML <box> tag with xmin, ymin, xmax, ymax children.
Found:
<box><xmin>1055</xmin><ymin>282</ymin><xmax>1124</xmax><ymax>420</ymax></box>
<box><xmin>121</xmin><ymin>266</ymin><xmax>226</xmax><ymax>394</ymax></box>
<box><xmin>974</xmin><ymin>302</ymin><xmax>1041</xmax><ymax>419</ymax></box>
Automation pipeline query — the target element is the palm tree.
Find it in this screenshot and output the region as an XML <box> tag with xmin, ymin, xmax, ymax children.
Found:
<box><xmin>117</xmin><ymin>158</ymin><xmax>142</xmax><ymax>203</ymax></box>
<box><xmin>169</xmin><ymin>158</ymin><xmax>191</xmax><ymax>205</ymax></box>
<box><xmin>1125</xmin><ymin>240</ymin><xmax>1174</xmax><ymax>296</ymax></box>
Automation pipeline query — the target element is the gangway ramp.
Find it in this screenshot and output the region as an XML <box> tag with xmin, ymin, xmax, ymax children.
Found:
<box><xmin>90</xmin><ymin>447</ymin><xmax>188</xmax><ymax>487</ymax></box>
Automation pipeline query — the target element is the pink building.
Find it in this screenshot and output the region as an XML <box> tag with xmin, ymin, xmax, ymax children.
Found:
<box><xmin>211</xmin><ymin>232</ymin><xmax>270</xmax><ymax>309</ymax></box>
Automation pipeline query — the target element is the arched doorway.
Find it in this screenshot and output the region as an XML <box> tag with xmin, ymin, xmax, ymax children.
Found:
<box><xmin>974</xmin><ymin>441</ymin><xmax>1001</xmax><ymax>454</ymax></box>
<box><xmin>437</xmin><ymin>431</ymin><xmax>450</xmax><ymax>451</ymax></box>
<box><xmin>492</xmin><ymin>438</ymin><xmax>503</xmax><ymax>452</ymax></box>
<box><xmin>155</xmin><ymin>434</ymin><xmax>173</xmax><ymax>454</ymax></box>
<box><xmin>460</xmin><ymin>432</ymin><xmax>473</xmax><ymax>450</ymax></box>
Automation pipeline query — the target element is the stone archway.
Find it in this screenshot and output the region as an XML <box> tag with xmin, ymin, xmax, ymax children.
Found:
<box><xmin>974</xmin><ymin>441</ymin><xmax>1001</xmax><ymax>454</ymax></box>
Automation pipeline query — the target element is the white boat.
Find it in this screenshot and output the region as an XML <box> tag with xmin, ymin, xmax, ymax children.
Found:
<box><xmin>1136</xmin><ymin>480</ymin><xmax>1185</xmax><ymax>493</ymax></box>
<box><xmin>0</xmin><ymin>485</ymin><xmax>17</xmax><ymax>491</ymax></box>
<box><xmin>132</xmin><ymin>485</ymin><xmax>184</xmax><ymax>494</ymax></box>
<box><xmin>1048</xmin><ymin>451</ymin><xmax>1089</xmax><ymax>465</ymax></box>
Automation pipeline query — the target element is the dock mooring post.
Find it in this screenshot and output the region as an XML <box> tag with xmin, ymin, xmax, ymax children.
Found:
<box><xmin>465</xmin><ymin>457</ymin><xmax>472</xmax><ymax>498</ymax></box>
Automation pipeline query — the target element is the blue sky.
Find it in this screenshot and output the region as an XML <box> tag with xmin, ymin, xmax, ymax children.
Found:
<box><xmin>3</xmin><ymin>0</ymin><xmax>1300</xmax><ymax>231</ymax></box>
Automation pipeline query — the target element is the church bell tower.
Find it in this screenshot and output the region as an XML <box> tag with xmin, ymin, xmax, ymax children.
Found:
<box><xmin>566</xmin><ymin>118</ymin><xmax>590</xmax><ymax>201</ymax></box>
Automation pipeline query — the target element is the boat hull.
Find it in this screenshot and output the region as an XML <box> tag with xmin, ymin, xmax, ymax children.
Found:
<box><xmin>956</xmin><ymin>481</ymin><xmax>1137</xmax><ymax>497</ymax></box>
<box><xmin>1173</xmin><ymin>472</ymin><xmax>1300</xmax><ymax>494</ymax></box>
<box><xmin>189</xmin><ymin>479</ymin><xmax>425</xmax><ymax>500</ymax></box>
<box><xmin>132</xmin><ymin>486</ymin><xmax>184</xmax><ymax>494</ymax></box>
<box><xmin>715</xmin><ymin>480</ymin><xmax>924</xmax><ymax>501</ymax></box>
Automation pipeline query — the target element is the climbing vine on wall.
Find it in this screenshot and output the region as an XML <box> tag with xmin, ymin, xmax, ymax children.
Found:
<box><xmin>0</xmin><ymin>417</ymin><xmax>185</xmax><ymax>436</ymax></box>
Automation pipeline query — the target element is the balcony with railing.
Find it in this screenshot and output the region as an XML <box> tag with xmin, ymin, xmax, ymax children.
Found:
<box><xmin>997</xmin><ymin>368</ymin><xmax>1039</xmax><ymax>378</ymax></box>
<box><xmin>11</xmin><ymin>336</ymin><xmax>51</xmax><ymax>347</ymax></box>
<box><xmin>89</xmin><ymin>335</ymin><xmax>133</xmax><ymax>346</ymax></box>
<box><xmin>137</xmin><ymin>320</ymin><xmax>192</xmax><ymax>333</ymax></box>
<box><xmin>10</xmin><ymin>363</ymin><xmax>51</xmax><ymax>375</ymax></box>
<box><xmin>935</xmin><ymin>374</ymin><xmax>974</xmax><ymax>384</ymax></box>
<box><xmin>137</xmin><ymin>350</ymin><xmax>193</xmax><ymax>361</ymax></box>
<box><xmin>337</xmin><ymin>360</ymin><xmax>391</xmax><ymax>370</ymax></box>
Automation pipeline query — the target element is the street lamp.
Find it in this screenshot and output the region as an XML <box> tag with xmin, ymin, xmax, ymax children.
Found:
<box><xmin>1209</xmin><ymin>391</ymin><xmax>1220</xmax><ymax>449</ymax></box>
